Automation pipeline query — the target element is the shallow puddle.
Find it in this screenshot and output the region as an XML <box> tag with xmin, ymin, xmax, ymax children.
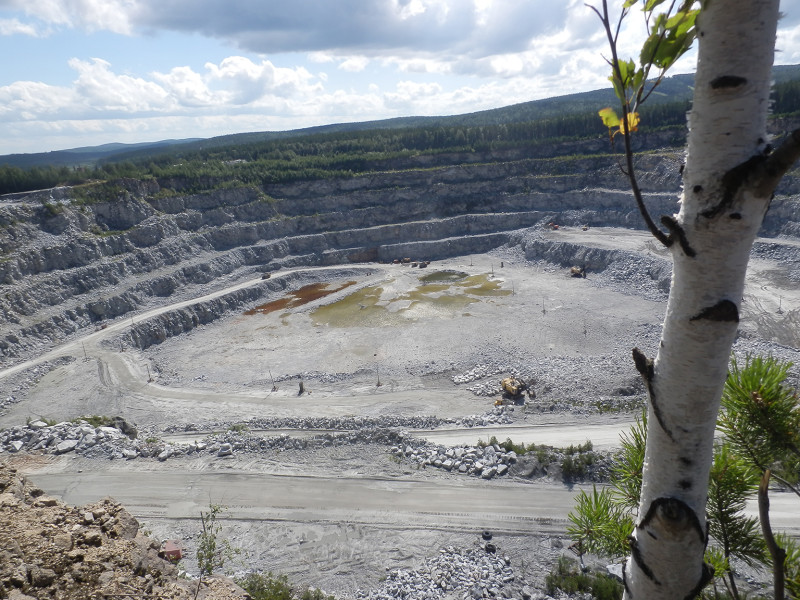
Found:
<box><xmin>419</xmin><ymin>270</ymin><xmax>469</xmax><ymax>283</ymax></box>
<box><xmin>244</xmin><ymin>281</ymin><xmax>357</xmax><ymax>315</ymax></box>
<box><xmin>311</xmin><ymin>272</ymin><xmax>510</xmax><ymax>327</ymax></box>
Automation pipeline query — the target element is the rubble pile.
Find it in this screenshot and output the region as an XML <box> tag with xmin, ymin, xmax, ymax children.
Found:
<box><xmin>391</xmin><ymin>442</ymin><xmax>517</xmax><ymax>479</ymax></box>
<box><xmin>456</xmin><ymin>406</ymin><xmax>515</xmax><ymax>427</ymax></box>
<box><xmin>0</xmin><ymin>419</ymin><xmax>140</xmax><ymax>460</ymax></box>
<box><xmin>0</xmin><ymin>463</ymin><xmax>247</xmax><ymax>600</ymax></box>
<box><xmin>164</xmin><ymin>414</ymin><xmax>453</xmax><ymax>433</ymax></box>
<box><xmin>355</xmin><ymin>543</ymin><xmax>532</xmax><ymax>600</ymax></box>
<box><xmin>0</xmin><ymin>418</ymin><xmax>529</xmax><ymax>480</ymax></box>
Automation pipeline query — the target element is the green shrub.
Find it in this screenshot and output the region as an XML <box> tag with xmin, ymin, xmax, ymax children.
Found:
<box><xmin>300</xmin><ymin>588</ymin><xmax>335</xmax><ymax>600</ymax></box>
<box><xmin>545</xmin><ymin>556</ymin><xmax>622</xmax><ymax>600</ymax></box>
<box><xmin>236</xmin><ymin>572</ymin><xmax>294</xmax><ymax>600</ymax></box>
<box><xmin>74</xmin><ymin>415</ymin><xmax>113</xmax><ymax>428</ymax></box>
<box><xmin>236</xmin><ymin>572</ymin><xmax>335</xmax><ymax>600</ymax></box>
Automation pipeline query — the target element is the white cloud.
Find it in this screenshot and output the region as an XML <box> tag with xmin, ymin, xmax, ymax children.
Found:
<box><xmin>0</xmin><ymin>80</ymin><xmax>74</xmax><ymax>119</ymax></box>
<box><xmin>9</xmin><ymin>0</ymin><xmax>137</xmax><ymax>34</ymax></box>
<box><xmin>777</xmin><ymin>22</ymin><xmax>800</xmax><ymax>64</ymax></box>
<box><xmin>338</xmin><ymin>56</ymin><xmax>370</xmax><ymax>72</ymax></box>
<box><xmin>308</xmin><ymin>51</ymin><xmax>336</xmax><ymax>64</ymax></box>
<box><xmin>152</xmin><ymin>65</ymin><xmax>216</xmax><ymax>107</ymax></box>
<box><xmin>2</xmin><ymin>0</ymin><xmax>799</xmax><ymax>155</ymax></box>
<box><xmin>0</xmin><ymin>55</ymin><xmax>328</xmax><ymax>127</ymax></box>
<box><xmin>0</xmin><ymin>17</ymin><xmax>40</xmax><ymax>36</ymax></box>
<box><xmin>70</xmin><ymin>58</ymin><xmax>172</xmax><ymax>111</ymax></box>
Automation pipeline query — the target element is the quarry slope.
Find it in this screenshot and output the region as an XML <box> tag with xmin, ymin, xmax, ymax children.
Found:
<box><xmin>2</xmin><ymin>150</ymin><xmax>799</xmax><ymax>364</ymax></box>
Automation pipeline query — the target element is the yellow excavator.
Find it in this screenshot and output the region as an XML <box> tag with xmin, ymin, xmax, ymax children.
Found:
<box><xmin>495</xmin><ymin>376</ymin><xmax>534</xmax><ymax>405</ymax></box>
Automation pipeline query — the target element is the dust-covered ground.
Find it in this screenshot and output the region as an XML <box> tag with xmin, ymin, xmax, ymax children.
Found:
<box><xmin>2</xmin><ymin>227</ymin><xmax>799</xmax><ymax>599</ymax></box>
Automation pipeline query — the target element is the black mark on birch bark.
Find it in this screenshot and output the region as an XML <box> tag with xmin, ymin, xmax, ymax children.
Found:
<box><xmin>629</xmin><ymin>537</ymin><xmax>660</xmax><ymax>586</ymax></box>
<box><xmin>660</xmin><ymin>215</ymin><xmax>696</xmax><ymax>257</ymax></box>
<box><xmin>632</xmin><ymin>348</ymin><xmax>674</xmax><ymax>442</ymax></box>
<box><xmin>679</xmin><ymin>479</ymin><xmax>693</xmax><ymax>490</ymax></box>
<box><xmin>701</xmin><ymin>154</ymin><xmax>766</xmax><ymax>219</ymax></box>
<box><xmin>622</xmin><ymin>561</ymin><xmax>631</xmax><ymax>598</ymax></box>
<box><xmin>684</xmin><ymin>563</ymin><xmax>715</xmax><ymax>600</ymax></box>
<box><xmin>690</xmin><ymin>300</ymin><xmax>739</xmax><ymax>323</ymax></box>
<box><xmin>710</xmin><ymin>75</ymin><xmax>747</xmax><ymax>89</ymax></box>
<box><xmin>639</xmin><ymin>497</ymin><xmax>707</xmax><ymax>545</ymax></box>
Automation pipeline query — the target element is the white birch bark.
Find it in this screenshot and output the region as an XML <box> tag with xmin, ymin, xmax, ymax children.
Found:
<box><xmin>623</xmin><ymin>1</ymin><xmax>784</xmax><ymax>598</ymax></box>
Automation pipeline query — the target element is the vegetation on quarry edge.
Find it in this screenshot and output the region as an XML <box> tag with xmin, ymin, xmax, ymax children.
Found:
<box><xmin>2</xmin><ymin>74</ymin><xmax>799</xmax><ymax>197</ymax></box>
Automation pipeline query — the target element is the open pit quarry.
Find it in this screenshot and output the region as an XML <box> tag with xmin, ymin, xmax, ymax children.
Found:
<box><xmin>1</xmin><ymin>148</ymin><xmax>800</xmax><ymax>599</ymax></box>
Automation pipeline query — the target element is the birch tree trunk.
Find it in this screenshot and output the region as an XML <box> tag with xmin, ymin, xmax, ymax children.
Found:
<box><xmin>623</xmin><ymin>1</ymin><xmax>797</xmax><ymax>598</ymax></box>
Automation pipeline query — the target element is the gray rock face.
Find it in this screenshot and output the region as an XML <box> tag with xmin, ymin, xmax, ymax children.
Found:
<box><xmin>2</xmin><ymin>151</ymin><xmax>798</xmax><ymax>364</ymax></box>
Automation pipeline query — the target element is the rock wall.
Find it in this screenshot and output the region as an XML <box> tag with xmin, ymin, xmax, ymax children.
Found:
<box><xmin>1</xmin><ymin>150</ymin><xmax>798</xmax><ymax>362</ymax></box>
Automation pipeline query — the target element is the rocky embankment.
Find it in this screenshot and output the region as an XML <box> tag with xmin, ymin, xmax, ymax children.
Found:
<box><xmin>0</xmin><ymin>463</ymin><xmax>247</xmax><ymax>599</ymax></box>
<box><xmin>0</xmin><ymin>407</ymin><xmax>610</xmax><ymax>484</ymax></box>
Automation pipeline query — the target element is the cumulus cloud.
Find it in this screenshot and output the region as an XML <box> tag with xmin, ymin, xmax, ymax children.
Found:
<box><xmin>70</xmin><ymin>58</ymin><xmax>172</xmax><ymax>112</ymax></box>
<box><xmin>0</xmin><ymin>80</ymin><xmax>75</xmax><ymax>119</ymax></box>
<box><xmin>0</xmin><ymin>55</ymin><xmax>326</xmax><ymax>125</ymax></box>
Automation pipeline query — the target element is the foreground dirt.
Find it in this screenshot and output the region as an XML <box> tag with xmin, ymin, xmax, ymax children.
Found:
<box><xmin>0</xmin><ymin>461</ymin><xmax>247</xmax><ymax>600</ymax></box>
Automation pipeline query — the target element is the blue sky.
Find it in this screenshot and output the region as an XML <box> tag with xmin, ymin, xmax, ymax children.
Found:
<box><xmin>1</xmin><ymin>0</ymin><xmax>799</xmax><ymax>155</ymax></box>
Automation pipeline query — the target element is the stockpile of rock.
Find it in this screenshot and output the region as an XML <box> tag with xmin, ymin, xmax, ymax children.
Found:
<box><xmin>456</xmin><ymin>406</ymin><xmax>515</xmax><ymax>427</ymax></box>
<box><xmin>391</xmin><ymin>441</ymin><xmax>517</xmax><ymax>479</ymax></box>
<box><xmin>355</xmin><ymin>543</ymin><xmax>531</xmax><ymax>600</ymax></box>
<box><xmin>164</xmin><ymin>414</ymin><xmax>453</xmax><ymax>434</ymax></box>
<box><xmin>0</xmin><ymin>412</ymin><xmax>525</xmax><ymax>479</ymax></box>
<box><xmin>0</xmin><ymin>464</ymin><xmax>247</xmax><ymax>600</ymax></box>
<box><xmin>0</xmin><ymin>418</ymin><xmax>138</xmax><ymax>459</ymax></box>
<box><xmin>194</xmin><ymin>427</ymin><xmax>423</xmax><ymax>458</ymax></box>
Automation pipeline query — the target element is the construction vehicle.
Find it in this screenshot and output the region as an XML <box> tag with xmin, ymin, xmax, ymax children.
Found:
<box><xmin>495</xmin><ymin>376</ymin><xmax>534</xmax><ymax>405</ymax></box>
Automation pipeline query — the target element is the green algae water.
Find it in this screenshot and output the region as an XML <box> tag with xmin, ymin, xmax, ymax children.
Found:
<box><xmin>311</xmin><ymin>272</ymin><xmax>510</xmax><ymax>327</ymax></box>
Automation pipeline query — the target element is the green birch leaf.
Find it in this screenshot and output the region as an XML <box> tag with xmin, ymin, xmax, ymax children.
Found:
<box><xmin>623</xmin><ymin>0</ymin><xmax>638</xmax><ymax>8</ymax></box>
<box><xmin>644</xmin><ymin>0</ymin><xmax>667</xmax><ymax>11</ymax></box>
<box><xmin>598</xmin><ymin>107</ymin><xmax>621</xmax><ymax>129</ymax></box>
<box><xmin>665</xmin><ymin>8</ymin><xmax>695</xmax><ymax>29</ymax></box>
<box><xmin>632</xmin><ymin>68</ymin><xmax>645</xmax><ymax>92</ymax></box>
<box><xmin>640</xmin><ymin>31</ymin><xmax>662</xmax><ymax>64</ymax></box>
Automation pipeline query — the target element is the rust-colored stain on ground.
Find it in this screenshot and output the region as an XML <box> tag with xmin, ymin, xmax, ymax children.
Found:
<box><xmin>245</xmin><ymin>281</ymin><xmax>357</xmax><ymax>315</ymax></box>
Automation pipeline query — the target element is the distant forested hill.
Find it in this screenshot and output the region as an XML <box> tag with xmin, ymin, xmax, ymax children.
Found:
<box><xmin>1</xmin><ymin>65</ymin><xmax>799</xmax><ymax>196</ymax></box>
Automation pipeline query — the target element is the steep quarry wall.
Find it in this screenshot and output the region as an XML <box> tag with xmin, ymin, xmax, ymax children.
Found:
<box><xmin>1</xmin><ymin>150</ymin><xmax>798</xmax><ymax>363</ymax></box>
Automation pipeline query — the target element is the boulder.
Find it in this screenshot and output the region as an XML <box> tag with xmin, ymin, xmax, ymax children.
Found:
<box><xmin>55</xmin><ymin>439</ymin><xmax>78</xmax><ymax>454</ymax></box>
<box><xmin>217</xmin><ymin>443</ymin><xmax>233</xmax><ymax>457</ymax></box>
